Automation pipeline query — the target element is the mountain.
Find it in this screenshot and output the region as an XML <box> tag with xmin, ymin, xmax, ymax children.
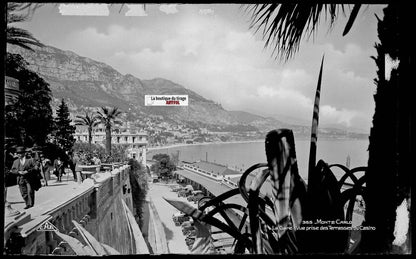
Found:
<box><xmin>271</xmin><ymin>113</ymin><xmax>369</xmax><ymax>134</ymax></box>
<box><xmin>228</xmin><ymin>111</ymin><xmax>266</xmax><ymax>124</ymax></box>
<box><xmin>7</xmin><ymin>44</ymin><xmax>279</xmax><ymax>129</ymax></box>
<box><xmin>271</xmin><ymin>113</ymin><xmax>311</xmax><ymax>127</ymax></box>
<box><xmin>7</xmin><ymin>44</ymin><xmax>367</xmax><ymax>138</ymax></box>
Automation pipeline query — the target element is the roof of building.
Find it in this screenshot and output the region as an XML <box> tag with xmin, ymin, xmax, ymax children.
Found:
<box><xmin>222</xmin><ymin>168</ymin><xmax>241</xmax><ymax>176</ymax></box>
<box><xmin>176</xmin><ymin>169</ymin><xmax>245</xmax><ymax>206</ymax></box>
<box><xmin>176</xmin><ymin>168</ymin><xmax>276</xmax><ymax>219</ymax></box>
<box><xmin>193</xmin><ymin>161</ymin><xmax>241</xmax><ymax>176</ymax></box>
<box><xmin>194</xmin><ymin>161</ymin><xmax>226</xmax><ymax>175</ymax></box>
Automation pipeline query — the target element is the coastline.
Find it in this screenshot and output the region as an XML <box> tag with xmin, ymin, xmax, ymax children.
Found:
<box><xmin>146</xmin><ymin>137</ymin><xmax>368</xmax><ymax>153</ymax></box>
<box><xmin>147</xmin><ymin>139</ymin><xmax>264</xmax><ymax>152</ymax></box>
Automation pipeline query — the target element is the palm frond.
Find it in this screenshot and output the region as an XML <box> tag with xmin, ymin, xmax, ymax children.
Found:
<box><xmin>7</xmin><ymin>13</ymin><xmax>27</xmax><ymax>24</ymax></box>
<box><xmin>307</xmin><ymin>56</ymin><xmax>324</xmax><ymax>189</ymax></box>
<box><xmin>75</xmin><ymin>112</ymin><xmax>100</xmax><ymax>127</ymax></box>
<box><xmin>342</xmin><ymin>4</ymin><xmax>361</xmax><ymax>36</ymax></box>
<box><xmin>6</xmin><ymin>4</ymin><xmax>45</xmax><ymax>51</ymax></box>
<box><xmin>246</xmin><ymin>4</ymin><xmax>359</xmax><ymax>61</ymax></box>
<box><xmin>7</xmin><ymin>27</ymin><xmax>44</xmax><ymax>45</ymax></box>
<box><xmin>96</xmin><ymin>107</ymin><xmax>122</xmax><ymax>127</ymax></box>
<box><xmin>8</xmin><ymin>3</ymin><xmax>43</xmax><ymax>17</ymax></box>
<box><xmin>74</xmin><ymin>118</ymin><xmax>87</xmax><ymax>126</ymax></box>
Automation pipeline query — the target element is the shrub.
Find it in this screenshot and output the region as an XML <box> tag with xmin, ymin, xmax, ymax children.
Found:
<box><xmin>128</xmin><ymin>158</ymin><xmax>149</xmax><ymax>229</ymax></box>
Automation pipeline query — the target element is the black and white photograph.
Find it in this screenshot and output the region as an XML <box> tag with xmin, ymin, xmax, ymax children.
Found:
<box><xmin>2</xmin><ymin>2</ymin><xmax>414</xmax><ymax>255</ymax></box>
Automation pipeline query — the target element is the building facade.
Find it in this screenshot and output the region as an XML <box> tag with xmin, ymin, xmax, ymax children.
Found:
<box><xmin>74</xmin><ymin>125</ymin><xmax>147</xmax><ymax>165</ymax></box>
<box><xmin>5</xmin><ymin>76</ymin><xmax>20</xmax><ymax>105</ymax></box>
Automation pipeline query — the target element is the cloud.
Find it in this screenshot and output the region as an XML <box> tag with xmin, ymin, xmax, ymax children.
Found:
<box><xmin>58</xmin><ymin>4</ymin><xmax>109</xmax><ymax>16</ymax></box>
<box><xmin>159</xmin><ymin>4</ymin><xmax>178</xmax><ymax>14</ymax></box>
<box><xmin>257</xmin><ymin>86</ymin><xmax>279</xmax><ymax>98</ymax></box>
<box><xmin>199</xmin><ymin>9</ymin><xmax>214</xmax><ymax>15</ymax></box>
<box><xmin>125</xmin><ymin>5</ymin><xmax>147</xmax><ymax>17</ymax></box>
<box><xmin>320</xmin><ymin>105</ymin><xmax>358</xmax><ymax>127</ymax></box>
<box><xmin>56</xmin><ymin>9</ymin><xmax>376</xmax><ymax>130</ymax></box>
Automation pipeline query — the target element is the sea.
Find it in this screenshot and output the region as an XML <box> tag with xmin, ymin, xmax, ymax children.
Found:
<box><xmin>147</xmin><ymin>139</ymin><xmax>369</xmax><ymax>181</ymax></box>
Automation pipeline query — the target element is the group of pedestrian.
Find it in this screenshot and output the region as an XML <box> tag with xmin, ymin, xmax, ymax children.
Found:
<box><xmin>10</xmin><ymin>146</ymin><xmax>42</xmax><ymax>209</ymax></box>
<box><xmin>6</xmin><ymin>146</ymin><xmax>89</xmax><ymax>209</ymax></box>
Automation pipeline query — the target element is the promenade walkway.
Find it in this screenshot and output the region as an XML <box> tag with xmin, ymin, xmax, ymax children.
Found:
<box><xmin>5</xmin><ymin>173</ymin><xmax>92</xmax><ymax>219</ymax></box>
<box><xmin>148</xmin><ymin>183</ymin><xmax>190</xmax><ymax>253</ymax></box>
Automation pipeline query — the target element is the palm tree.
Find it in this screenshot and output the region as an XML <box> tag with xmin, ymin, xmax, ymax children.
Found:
<box><xmin>6</xmin><ymin>3</ymin><xmax>44</xmax><ymax>51</ymax></box>
<box><xmin>96</xmin><ymin>107</ymin><xmax>123</xmax><ymax>155</ymax></box>
<box><xmin>75</xmin><ymin>112</ymin><xmax>100</xmax><ymax>147</ymax></box>
<box><xmin>246</xmin><ymin>3</ymin><xmax>413</xmax><ymax>254</ymax></box>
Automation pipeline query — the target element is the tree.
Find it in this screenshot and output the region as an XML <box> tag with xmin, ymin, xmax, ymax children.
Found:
<box><xmin>247</xmin><ymin>3</ymin><xmax>413</xmax><ymax>254</ymax></box>
<box><xmin>151</xmin><ymin>153</ymin><xmax>176</xmax><ymax>179</ymax></box>
<box><xmin>360</xmin><ymin>6</ymin><xmax>411</xmax><ymax>254</ymax></box>
<box><xmin>54</xmin><ymin>99</ymin><xmax>76</xmax><ymax>151</ymax></box>
<box><xmin>96</xmin><ymin>107</ymin><xmax>123</xmax><ymax>155</ymax></box>
<box><xmin>5</xmin><ymin>53</ymin><xmax>54</xmax><ymax>147</ymax></box>
<box><xmin>6</xmin><ymin>3</ymin><xmax>44</xmax><ymax>51</ymax></box>
<box><xmin>128</xmin><ymin>158</ymin><xmax>149</xmax><ymax>229</ymax></box>
<box><xmin>73</xmin><ymin>142</ymin><xmax>106</xmax><ymax>159</ymax></box>
<box><xmin>75</xmin><ymin>111</ymin><xmax>100</xmax><ymax>146</ymax></box>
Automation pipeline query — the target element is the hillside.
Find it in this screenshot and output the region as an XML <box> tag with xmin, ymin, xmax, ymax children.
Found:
<box><xmin>7</xmin><ymin>44</ymin><xmax>368</xmax><ymax>139</ymax></box>
<box><xmin>7</xmin><ymin>44</ymin><xmax>287</xmax><ymax>129</ymax></box>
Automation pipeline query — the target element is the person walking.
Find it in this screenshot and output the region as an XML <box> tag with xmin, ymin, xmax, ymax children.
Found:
<box><xmin>67</xmin><ymin>151</ymin><xmax>79</xmax><ymax>182</ymax></box>
<box><xmin>40</xmin><ymin>153</ymin><xmax>52</xmax><ymax>186</ymax></box>
<box><xmin>28</xmin><ymin>147</ymin><xmax>43</xmax><ymax>191</ymax></box>
<box><xmin>92</xmin><ymin>153</ymin><xmax>101</xmax><ymax>174</ymax></box>
<box><xmin>72</xmin><ymin>152</ymin><xmax>82</xmax><ymax>182</ymax></box>
<box><xmin>53</xmin><ymin>156</ymin><xmax>65</xmax><ymax>182</ymax></box>
<box><xmin>10</xmin><ymin>146</ymin><xmax>39</xmax><ymax>209</ymax></box>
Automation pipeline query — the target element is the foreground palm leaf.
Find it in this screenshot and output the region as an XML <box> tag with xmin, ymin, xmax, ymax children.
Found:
<box><xmin>163</xmin><ymin>196</ymin><xmax>252</xmax><ymax>251</ymax></box>
<box><xmin>245</xmin><ymin>4</ymin><xmax>361</xmax><ymax>61</ymax></box>
<box><xmin>54</xmin><ymin>231</ymin><xmax>95</xmax><ymax>255</ymax></box>
<box><xmin>72</xmin><ymin>220</ymin><xmax>107</xmax><ymax>255</ymax></box>
<box><xmin>6</xmin><ymin>3</ymin><xmax>44</xmax><ymax>51</ymax></box>
<box><xmin>307</xmin><ymin>55</ymin><xmax>324</xmax><ymax>190</ymax></box>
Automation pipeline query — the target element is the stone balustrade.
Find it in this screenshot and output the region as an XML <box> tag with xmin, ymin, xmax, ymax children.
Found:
<box><xmin>4</xmin><ymin>163</ymin><xmax>135</xmax><ymax>255</ymax></box>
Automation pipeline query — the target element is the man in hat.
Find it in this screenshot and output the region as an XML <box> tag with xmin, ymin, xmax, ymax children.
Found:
<box><xmin>10</xmin><ymin>146</ymin><xmax>39</xmax><ymax>209</ymax></box>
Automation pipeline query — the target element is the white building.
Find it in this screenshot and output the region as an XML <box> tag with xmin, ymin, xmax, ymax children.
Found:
<box><xmin>74</xmin><ymin>125</ymin><xmax>147</xmax><ymax>166</ymax></box>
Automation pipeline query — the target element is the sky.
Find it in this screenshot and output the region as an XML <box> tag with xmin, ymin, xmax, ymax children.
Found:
<box><xmin>16</xmin><ymin>4</ymin><xmax>388</xmax><ymax>132</ymax></box>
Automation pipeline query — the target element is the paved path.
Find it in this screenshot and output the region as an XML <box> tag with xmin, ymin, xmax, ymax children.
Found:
<box><xmin>148</xmin><ymin>183</ymin><xmax>190</xmax><ymax>254</ymax></box>
<box><xmin>5</xmin><ymin>172</ymin><xmax>91</xmax><ymax>218</ymax></box>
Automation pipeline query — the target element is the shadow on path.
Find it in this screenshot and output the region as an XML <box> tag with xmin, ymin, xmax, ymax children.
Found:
<box><xmin>162</xmin><ymin>222</ymin><xmax>174</xmax><ymax>241</ymax></box>
<box><xmin>44</xmin><ymin>183</ymin><xmax>70</xmax><ymax>187</ymax></box>
<box><xmin>8</xmin><ymin>201</ymin><xmax>25</xmax><ymax>205</ymax></box>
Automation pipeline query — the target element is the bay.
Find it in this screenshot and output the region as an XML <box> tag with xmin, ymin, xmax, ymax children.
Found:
<box><xmin>147</xmin><ymin>139</ymin><xmax>369</xmax><ymax>180</ymax></box>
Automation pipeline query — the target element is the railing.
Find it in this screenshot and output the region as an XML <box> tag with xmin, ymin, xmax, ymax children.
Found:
<box><xmin>4</xmin><ymin>164</ymin><xmax>132</xmax><ymax>255</ymax></box>
<box><xmin>183</xmin><ymin>164</ymin><xmax>223</xmax><ymax>181</ymax></box>
<box><xmin>79</xmin><ymin>165</ymin><xmax>100</xmax><ymax>180</ymax></box>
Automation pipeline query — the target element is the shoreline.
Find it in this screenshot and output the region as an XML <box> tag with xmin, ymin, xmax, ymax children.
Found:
<box><xmin>146</xmin><ymin>137</ymin><xmax>368</xmax><ymax>152</ymax></box>
<box><xmin>147</xmin><ymin>139</ymin><xmax>264</xmax><ymax>152</ymax></box>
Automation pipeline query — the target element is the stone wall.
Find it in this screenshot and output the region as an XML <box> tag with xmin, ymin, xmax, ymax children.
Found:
<box><xmin>4</xmin><ymin>164</ymin><xmax>144</xmax><ymax>255</ymax></box>
<box><xmin>145</xmin><ymin>197</ymin><xmax>169</xmax><ymax>254</ymax></box>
